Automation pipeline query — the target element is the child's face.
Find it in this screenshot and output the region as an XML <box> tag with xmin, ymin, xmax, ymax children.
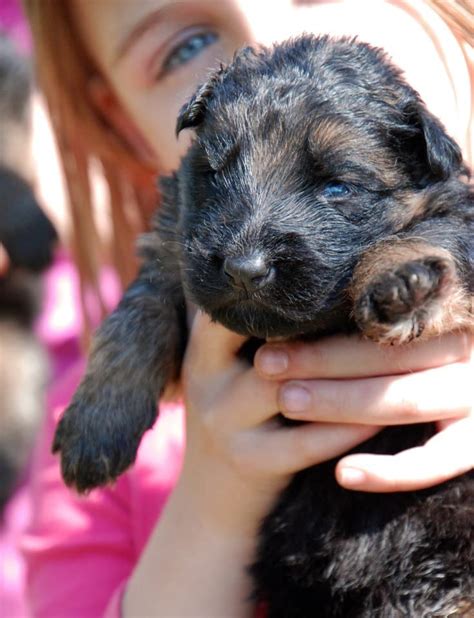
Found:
<box><xmin>70</xmin><ymin>0</ymin><xmax>321</xmax><ymax>172</ymax></box>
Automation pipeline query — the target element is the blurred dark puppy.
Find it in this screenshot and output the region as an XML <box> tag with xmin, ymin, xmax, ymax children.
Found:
<box><xmin>0</xmin><ymin>32</ymin><xmax>57</xmax><ymax>512</ymax></box>
<box><xmin>54</xmin><ymin>36</ymin><xmax>473</xmax><ymax>616</ymax></box>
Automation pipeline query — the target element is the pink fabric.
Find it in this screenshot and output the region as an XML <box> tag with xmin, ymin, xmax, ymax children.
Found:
<box><xmin>1</xmin><ymin>485</ymin><xmax>32</xmax><ymax>617</ymax></box>
<box><xmin>102</xmin><ymin>582</ymin><xmax>127</xmax><ymax>618</ymax></box>
<box><xmin>26</xmin><ymin>252</ymin><xmax>184</xmax><ymax>617</ymax></box>
<box><xmin>34</xmin><ymin>249</ymin><xmax>121</xmax><ymax>382</ymax></box>
<box><xmin>1</xmin><ymin>252</ymin><xmax>184</xmax><ymax>617</ymax></box>
<box><xmin>0</xmin><ymin>0</ymin><xmax>31</xmax><ymax>52</ymax></box>
<box><xmin>23</xmin><ymin>392</ymin><xmax>184</xmax><ymax>618</ymax></box>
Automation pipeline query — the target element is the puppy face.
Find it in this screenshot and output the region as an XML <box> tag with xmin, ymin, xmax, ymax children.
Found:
<box><xmin>176</xmin><ymin>36</ymin><xmax>462</xmax><ymax>338</ymax></box>
<box><xmin>52</xmin><ymin>35</ymin><xmax>470</xmax><ymax>496</ymax></box>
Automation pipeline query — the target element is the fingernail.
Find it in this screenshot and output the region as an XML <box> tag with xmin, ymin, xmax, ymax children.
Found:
<box><xmin>339</xmin><ymin>467</ymin><xmax>367</xmax><ymax>487</ymax></box>
<box><xmin>280</xmin><ymin>384</ymin><xmax>311</xmax><ymax>414</ymax></box>
<box><xmin>257</xmin><ymin>348</ymin><xmax>289</xmax><ymax>376</ymax></box>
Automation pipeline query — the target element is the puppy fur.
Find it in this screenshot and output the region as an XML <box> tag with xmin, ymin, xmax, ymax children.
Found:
<box><xmin>53</xmin><ymin>36</ymin><xmax>473</xmax><ymax>616</ymax></box>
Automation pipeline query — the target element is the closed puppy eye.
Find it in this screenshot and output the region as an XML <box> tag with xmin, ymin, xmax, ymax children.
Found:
<box><xmin>321</xmin><ymin>182</ymin><xmax>353</xmax><ymax>199</ymax></box>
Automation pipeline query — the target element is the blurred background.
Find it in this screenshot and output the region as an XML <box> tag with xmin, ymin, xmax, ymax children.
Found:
<box><xmin>0</xmin><ymin>5</ymin><xmax>53</xmax><ymax>616</ymax></box>
<box><xmin>0</xmin><ymin>3</ymin><xmax>88</xmax><ymax>616</ymax></box>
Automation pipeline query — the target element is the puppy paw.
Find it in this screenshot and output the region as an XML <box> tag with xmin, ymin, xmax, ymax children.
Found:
<box><xmin>354</xmin><ymin>257</ymin><xmax>454</xmax><ymax>344</ymax></box>
<box><xmin>52</xmin><ymin>388</ymin><xmax>157</xmax><ymax>493</ymax></box>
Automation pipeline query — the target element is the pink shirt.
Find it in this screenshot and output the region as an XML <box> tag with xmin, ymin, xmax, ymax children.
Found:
<box><xmin>0</xmin><ymin>251</ymin><xmax>183</xmax><ymax>618</ymax></box>
<box><xmin>23</xmin><ymin>381</ymin><xmax>184</xmax><ymax>618</ymax></box>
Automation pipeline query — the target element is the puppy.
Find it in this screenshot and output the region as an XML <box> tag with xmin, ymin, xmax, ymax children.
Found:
<box><xmin>54</xmin><ymin>36</ymin><xmax>473</xmax><ymax>616</ymax></box>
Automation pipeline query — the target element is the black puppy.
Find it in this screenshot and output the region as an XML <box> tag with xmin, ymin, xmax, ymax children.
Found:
<box><xmin>54</xmin><ymin>36</ymin><xmax>473</xmax><ymax>616</ymax></box>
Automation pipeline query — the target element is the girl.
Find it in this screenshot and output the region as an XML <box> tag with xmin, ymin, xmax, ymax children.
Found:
<box><xmin>22</xmin><ymin>1</ymin><xmax>473</xmax><ymax>616</ymax></box>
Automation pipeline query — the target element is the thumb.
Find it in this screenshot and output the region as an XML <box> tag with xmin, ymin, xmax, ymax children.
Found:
<box><xmin>185</xmin><ymin>310</ymin><xmax>248</xmax><ymax>377</ymax></box>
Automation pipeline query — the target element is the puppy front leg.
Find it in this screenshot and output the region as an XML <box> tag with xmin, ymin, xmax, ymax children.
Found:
<box><xmin>351</xmin><ymin>232</ymin><xmax>473</xmax><ymax>344</ymax></box>
<box><xmin>53</xmin><ymin>261</ymin><xmax>186</xmax><ymax>493</ymax></box>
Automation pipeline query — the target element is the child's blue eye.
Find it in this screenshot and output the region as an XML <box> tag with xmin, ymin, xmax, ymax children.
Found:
<box><xmin>322</xmin><ymin>182</ymin><xmax>352</xmax><ymax>198</ymax></box>
<box><xmin>163</xmin><ymin>32</ymin><xmax>219</xmax><ymax>73</ymax></box>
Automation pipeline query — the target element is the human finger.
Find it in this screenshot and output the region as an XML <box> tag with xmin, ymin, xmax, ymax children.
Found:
<box><xmin>277</xmin><ymin>361</ymin><xmax>472</xmax><ymax>425</ymax></box>
<box><xmin>255</xmin><ymin>332</ymin><xmax>472</xmax><ymax>380</ymax></box>
<box><xmin>185</xmin><ymin>362</ymin><xmax>284</xmax><ymax>432</ymax></box>
<box><xmin>242</xmin><ymin>422</ymin><xmax>380</xmax><ymax>476</ymax></box>
<box><xmin>335</xmin><ymin>416</ymin><xmax>474</xmax><ymax>492</ymax></box>
<box><xmin>184</xmin><ymin>310</ymin><xmax>248</xmax><ymax>377</ymax></box>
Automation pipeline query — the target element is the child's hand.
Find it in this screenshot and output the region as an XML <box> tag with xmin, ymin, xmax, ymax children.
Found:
<box><xmin>254</xmin><ymin>332</ymin><xmax>473</xmax><ymax>493</ymax></box>
<box><xmin>178</xmin><ymin>312</ymin><xmax>377</xmax><ymax>540</ymax></box>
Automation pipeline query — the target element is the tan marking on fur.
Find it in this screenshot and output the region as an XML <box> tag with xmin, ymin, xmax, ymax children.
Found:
<box><xmin>351</xmin><ymin>239</ymin><xmax>451</xmax><ymax>298</ymax></box>
<box><xmin>389</xmin><ymin>182</ymin><xmax>469</xmax><ymax>232</ymax></box>
<box><xmin>390</xmin><ymin>191</ymin><xmax>429</xmax><ymax>231</ymax></box>
<box><xmin>309</xmin><ymin>117</ymin><xmax>402</xmax><ymax>188</ymax></box>
<box><xmin>351</xmin><ymin>238</ymin><xmax>473</xmax><ymax>344</ymax></box>
<box><xmin>445</xmin><ymin>599</ymin><xmax>474</xmax><ymax>617</ymax></box>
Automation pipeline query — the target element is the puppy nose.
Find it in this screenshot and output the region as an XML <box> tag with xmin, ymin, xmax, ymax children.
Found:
<box><xmin>223</xmin><ymin>254</ymin><xmax>273</xmax><ymax>292</ymax></box>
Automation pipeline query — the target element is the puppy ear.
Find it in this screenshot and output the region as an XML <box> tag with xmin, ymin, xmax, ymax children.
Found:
<box><xmin>402</xmin><ymin>98</ymin><xmax>464</xmax><ymax>182</ymax></box>
<box><xmin>176</xmin><ymin>64</ymin><xmax>227</xmax><ymax>136</ymax></box>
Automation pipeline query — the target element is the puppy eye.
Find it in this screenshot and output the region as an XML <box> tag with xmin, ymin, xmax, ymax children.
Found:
<box><xmin>321</xmin><ymin>182</ymin><xmax>352</xmax><ymax>199</ymax></box>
